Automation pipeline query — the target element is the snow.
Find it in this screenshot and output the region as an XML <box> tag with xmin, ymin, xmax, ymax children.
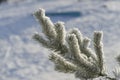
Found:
<box><xmin>0</xmin><ymin>0</ymin><xmax>120</xmax><ymax>80</ymax></box>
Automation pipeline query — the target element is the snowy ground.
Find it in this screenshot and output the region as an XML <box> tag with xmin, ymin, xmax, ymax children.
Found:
<box><xmin>0</xmin><ymin>0</ymin><xmax>120</xmax><ymax>80</ymax></box>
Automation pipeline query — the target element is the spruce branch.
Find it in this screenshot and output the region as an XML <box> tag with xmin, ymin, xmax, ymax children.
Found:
<box><xmin>34</xmin><ymin>8</ymin><xmax>57</xmax><ymax>40</ymax></box>
<box><xmin>69</xmin><ymin>28</ymin><xmax>83</xmax><ymax>47</ymax></box>
<box><xmin>93</xmin><ymin>31</ymin><xmax>104</xmax><ymax>75</ymax></box>
<box><xmin>66</xmin><ymin>34</ymin><xmax>97</xmax><ymax>70</ymax></box>
<box><xmin>33</xmin><ymin>8</ymin><xmax>114</xmax><ymax>80</ymax></box>
<box><xmin>49</xmin><ymin>52</ymin><xmax>78</xmax><ymax>73</ymax></box>
<box><xmin>54</xmin><ymin>21</ymin><xmax>66</xmax><ymax>44</ymax></box>
<box><xmin>82</xmin><ymin>37</ymin><xmax>90</xmax><ymax>49</ymax></box>
<box><xmin>32</xmin><ymin>33</ymin><xmax>50</xmax><ymax>48</ymax></box>
<box><xmin>69</xmin><ymin>28</ymin><xmax>97</xmax><ymax>63</ymax></box>
<box><xmin>81</xmin><ymin>37</ymin><xmax>97</xmax><ymax>62</ymax></box>
<box><xmin>34</xmin><ymin>8</ymin><xmax>68</xmax><ymax>55</ymax></box>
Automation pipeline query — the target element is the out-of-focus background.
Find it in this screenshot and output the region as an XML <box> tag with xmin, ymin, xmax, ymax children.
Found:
<box><xmin>0</xmin><ymin>0</ymin><xmax>120</xmax><ymax>80</ymax></box>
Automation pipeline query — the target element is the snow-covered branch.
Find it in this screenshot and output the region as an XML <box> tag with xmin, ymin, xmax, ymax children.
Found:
<box><xmin>33</xmin><ymin>8</ymin><xmax>119</xmax><ymax>80</ymax></box>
